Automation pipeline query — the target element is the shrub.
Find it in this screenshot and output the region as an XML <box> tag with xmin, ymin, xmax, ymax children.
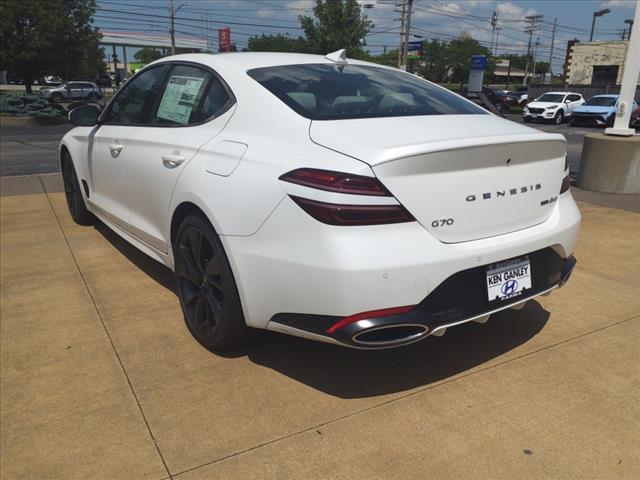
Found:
<box><xmin>0</xmin><ymin>95</ymin><xmax>64</xmax><ymax>117</ymax></box>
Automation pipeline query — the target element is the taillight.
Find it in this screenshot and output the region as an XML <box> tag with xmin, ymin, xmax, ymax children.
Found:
<box><xmin>279</xmin><ymin>168</ymin><xmax>391</xmax><ymax>196</ymax></box>
<box><xmin>326</xmin><ymin>305</ymin><xmax>416</xmax><ymax>334</ymax></box>
<box><xmin>290</xmin><ymin>196</ymin><xmax>415</xmax><ymax>226</ymax></box>
<box><xmin>560</xmin><ymin>156</ymin><xmax>570</xmax><ymax>194</ymax></box>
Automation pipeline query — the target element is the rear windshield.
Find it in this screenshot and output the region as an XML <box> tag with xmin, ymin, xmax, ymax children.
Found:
<box><xmin>537</xmin><ymin>94</ymin><xmax>565</xmax><ymax>103</ymax></box>
<box><xmin>247</xmin><ymin>63</ymin><xmax>486</xmax><ymax>120</ymax></box>
<box><xmin>584</xmin><ymin>96</ymin><xmax>617</xmax><ymax>106</ymax></box>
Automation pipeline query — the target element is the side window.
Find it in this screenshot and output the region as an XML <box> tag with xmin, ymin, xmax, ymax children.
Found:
<box><xmin>192</xmin><ymin>77</ymin><xmax>232</xmax><ymax>123</ymax></box>
<box><xmin>152</xmin><ymin>65</ymin><xmax>211</xmax><ymax>126</ymax></box>
<box><xmin>570</xmin><ymin>95</ymin><xmax>581</xmax><ymax>102</ymax></box>
<box><xmin>106</xmin><ymin>65</ymin><xmax>169</xmax><ymax>125</ymax></box>
<box><xmin>151</xmin><ymin>65</ymin><xmax>233</xmax><ymax>126</ymax></box>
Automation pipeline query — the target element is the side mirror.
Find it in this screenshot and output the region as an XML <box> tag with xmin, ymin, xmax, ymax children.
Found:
<box><xmin>565</xmin><ymin>99</ymin><xmax>571</xmax><ymax>103</ymax></box>
<box><xmin>69</xmin><ymin>105</ymin><xmax>100</xmax><ymax>126</ymax></box>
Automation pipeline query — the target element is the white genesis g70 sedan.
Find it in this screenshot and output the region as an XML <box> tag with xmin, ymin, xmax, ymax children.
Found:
<box><xmin>61</xmin><ymin>51</ymin><xmax>580</xmax><ymax>350</ymax></box>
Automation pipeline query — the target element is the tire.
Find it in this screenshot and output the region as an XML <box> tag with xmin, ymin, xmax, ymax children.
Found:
<box><xmin>495</xmin><ymin>103</ymin><xmax>504</xmax><ymax>113</ymax></box>
<box><xmin>554</xmin><ymin>111</ymin><xmax>564</xmax><ymax>125</ymax></box>
<box><xmin>606</xmin><ymin>114</ymin><xmax>615</xmax><ymax>128</ymax></box>
<box><xmin>174</xmin><ymin>214</ymin><xmax>250</xmax><ymax>350</ymax></box>
<box><xmin>524</xmin><ymin>117</ymin><xmax>532</xmax><ymax>123</ymax></box>
<box><xmin>61</xmin><ymin>152</ymin><xmax>94</xmax><ymax>225</ymax></box>
<box><xmin>51</xmin><ymin>93</ymin><xmax>63</xmax><ymax>103</ymax></box>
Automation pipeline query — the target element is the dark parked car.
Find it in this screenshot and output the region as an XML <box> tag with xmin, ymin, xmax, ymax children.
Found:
<box><xmin>483</xmin><ymin>87</ymin><xmax>519</xmax><ymax>112</ymax></box>
<box><xmin>95</xmin><ymin>74</ymin><xmax>112</xmax><ymax>88</ymax></box>
<box><xmin>631</xmin><ymin>105</ymin><xmax>640</xmax><ymax>130</ymax></box>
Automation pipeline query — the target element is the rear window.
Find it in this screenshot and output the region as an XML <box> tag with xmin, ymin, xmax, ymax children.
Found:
<box><xmin>247</xmin><ymin>63</ymin><xmax>486</xmax><ymax>120</ymax></box>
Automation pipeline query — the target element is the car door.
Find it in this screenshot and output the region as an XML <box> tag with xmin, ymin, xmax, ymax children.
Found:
<box><xmin>121</xmin><ymin>63</ymin><xmax>236</xmax><ymax>252</ymax></box>
<box><xmin>87</xmin><ymin>64</ymin><xmax>170</xmax><ymax>227</ymax></box>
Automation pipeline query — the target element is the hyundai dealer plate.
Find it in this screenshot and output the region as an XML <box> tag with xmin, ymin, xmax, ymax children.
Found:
<box><xmin>486</xmin><ymin>256</ymin><xmax>532</xmax><ymax>302</ymax></box>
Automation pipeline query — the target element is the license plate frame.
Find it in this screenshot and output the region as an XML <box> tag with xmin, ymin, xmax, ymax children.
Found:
<box><xmin>485</xmin><ymin>256</ymin><xmax>532</xmax><ymax>302</ymax></box>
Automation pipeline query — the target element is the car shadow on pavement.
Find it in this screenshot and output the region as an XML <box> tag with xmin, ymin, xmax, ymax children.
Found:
<box><xmin>94</xmin><ymin>219</ymin><xmax>550</xmax><ymax>399</ymax></box>
<box><xmin>238</xmin><ymin>303</ymin><xmax>549</xmax><ymax>398</ymax></box>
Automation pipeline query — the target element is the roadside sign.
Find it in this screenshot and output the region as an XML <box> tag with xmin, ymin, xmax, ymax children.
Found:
<box><xmin>218</xmin><ymin>27</ymin><xmax>231</xmax><ymax>52</ymax></box>
<box><xmin>407</xmin><ymin>41</ymin><xmax>422</xmax><ymax>58</ymax></box>
<box><xmin>470</xmin><ymin>55</ymin><xmax>486</xmax><ymax>71</ymax></box>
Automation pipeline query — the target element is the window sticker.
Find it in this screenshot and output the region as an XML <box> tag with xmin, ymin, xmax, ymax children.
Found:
<box><xmin>156</xmin><ymin>75</ymin><xmax>205</xmax><ymax>125</ymax></box>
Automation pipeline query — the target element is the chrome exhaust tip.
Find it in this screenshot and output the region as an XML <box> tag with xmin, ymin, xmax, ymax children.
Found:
<box><xmin>352</xmin><ymin>323</ymin><xmax>429</xmax><ymax>347</ymax></box>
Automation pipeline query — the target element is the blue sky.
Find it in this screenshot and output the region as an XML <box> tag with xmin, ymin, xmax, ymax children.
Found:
<box><xmin>95</xmin><ymin>0</ymin><xmax>638</xmax><ymax>72</ymax></box>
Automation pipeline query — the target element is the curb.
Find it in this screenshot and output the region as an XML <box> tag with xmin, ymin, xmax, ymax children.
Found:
<box><xmin>0</xmin><ymin>115</ymin><xmax>68</xmax><ymax>127</ymax></box>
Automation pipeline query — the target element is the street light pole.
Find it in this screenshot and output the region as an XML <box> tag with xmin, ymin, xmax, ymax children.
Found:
<box><xmin>625</xmin><ymin>19</ymin><xmax>634</xmax><ymax>40</ymax></box>
<box><xmin>589</xmin><ymin>8</ymin><xmax>610</xmax><ymax>42</ymax></box>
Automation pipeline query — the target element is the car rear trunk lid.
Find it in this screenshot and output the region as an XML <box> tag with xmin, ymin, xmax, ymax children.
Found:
<box><xmin>309</xmin><ymin>115</ymin><xmax>566</xmax><ymax>243</ymax></box>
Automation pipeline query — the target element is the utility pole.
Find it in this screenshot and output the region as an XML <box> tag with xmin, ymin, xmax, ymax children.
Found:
<box><xmin>490</xmin><ymin>11</ymin><xmax>498</xmax><ymax>53</ymax></box>
<box><xmin>523</xmin><ymin>14</ymin><xmax>543</xmax><ymax>86</ymax></box>
<box><xmin>506</xmin><ymin>53</ymin><xmax>512</xmax><ymax>89</ymax></box>
<box><xmin>548</xmin><ymin>17</ymin><xmax>556</xmax><ymax>76</ymax></box>
<box><xmin>169</xmin><ymin>0</ymin><xmax>176</xmax><ymax>55</ymax></box>
<box><xmin>532</xmin><ymin>37</ymin><xmax>540</xmax><ymax>79</ymax></box>
<box><xmin>494</xmin><ymin>26</ymin><xmax>502</xmax><ymax>56</ymax></box>
<box><xmin>625</xmin><ymin>19</ymin><xmax>634</xmax><ymax>40</ymax></box>
<box><xmin>397</xmin><ymin>0</ymin><xmax>413</xmax><ymax>70</ymax></box>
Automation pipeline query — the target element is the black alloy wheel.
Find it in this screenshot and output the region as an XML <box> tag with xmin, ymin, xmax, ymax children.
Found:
<box><xmin>61</xmin><ymin>153</ymin><xmax>94</xmax><ymax>225</ymax></box>
<box><xmin>174</xmin><ymin>214</ymin><xmax>250</xmax><ymax>350</ymax></box>
<box><xmin>554</xmin><ymin>111</ymin><xmax>564</xmax><ymax>125</ymax></box>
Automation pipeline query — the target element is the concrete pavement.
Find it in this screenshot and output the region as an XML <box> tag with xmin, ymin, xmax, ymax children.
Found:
<box><xmin>1</xmin><ymin>176</ymin><xmax>639</xmax><ymax>479</ymax></box>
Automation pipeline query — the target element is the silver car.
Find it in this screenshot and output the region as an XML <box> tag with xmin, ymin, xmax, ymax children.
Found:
<box><xmin>41</xmin><ymin>81</ymin><xmax>103</xmax><ymax>103</ymax></box>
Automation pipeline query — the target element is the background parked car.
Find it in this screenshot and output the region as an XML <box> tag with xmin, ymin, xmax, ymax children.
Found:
<box><xmin>570</xmin><ymin>95</ymin><xmax>638</xmax><ymax>127</ymax></box>
<box><xmin>483</xmin><ymin>87</ymin><xmax>518</xmax><ymax>112</ymax></box>
<box><xmin>631</xmin><ymin>105</ymin><xmax>640</xmax><ymax>130</ymax></box>
<box><xmin>40</xmin><ymin>81</ymin><xmax>103</xmax><ymax>103</ymax></box>
<box><xmin>44</xmin><ymin>75</ymin><xmax>63</xmax><ymax>85</ymax></box>
<box><xmin>523</xmin><ymin>92</ymin><xmax>584</xmax><ymax>124</ymax></box>
<box><xmin>95</xmin><ymin>73</ymin><xmax>112</xmax><ymax>88</ymax></box>
<box><xmin>515</xmin><ymin>86</ymin><xmax>528</xmax><ymax>106</ymax></box>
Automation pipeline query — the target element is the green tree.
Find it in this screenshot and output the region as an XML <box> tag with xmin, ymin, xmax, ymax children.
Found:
<box><xmin>0</xmin><ymin>0</ymin><xmax>103</xmax><ymax>94</ymax></box>
<box><xmin>134</xmin><ymin>47</ymin><xmax>163</xmax><ymax>64</ymax></box>
<box><xmin>445</xmin><ymin>33</ymin><xmax>495</xmax><ymax>83</ymax></box>
<box><xmin>299</xmin><ymin>0</ymin><xmax>373</xmax><ymax>59</ymax></box>
<box><xmin>366</xmin><ymin>48</ymin><xmax>399</xmax><ymax>67</ymax></box>
<box><xmin>419</xmin><ymin>39</ymin><xmax>450</xmax><ymax>82</ymax></box>
<box><xmin>248</xmin><ymin>34</ymin><xmax>308</xmax><ymax>53</ymax></box>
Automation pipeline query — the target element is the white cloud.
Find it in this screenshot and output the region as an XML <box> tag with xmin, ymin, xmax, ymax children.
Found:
<box><xmin>496</xmin><ymin>2</ymin><xmax>536</xmax><ymax>20</ymax></box>
<box><xmin>285</xmin><ymin>0</ymin><xmax>315</xmax><ymax>10</ymax></box>
<box><xmin>600</xmin><ymin>0</ymin><xmax>637</xmax><ymax>8</ymax></box>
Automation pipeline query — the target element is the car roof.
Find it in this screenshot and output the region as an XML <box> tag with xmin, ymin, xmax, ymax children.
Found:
<box><xmin>539</xmin><ymin>91</ymin><xmax>578</xmax><ymax>95</ymax></box>
<box><xmin>153</xmin><ymin>52</ymin><xmax>374</xmax><ymax>70</ymax></box>
<box><xmin>590</xmin><ymin>94</ymin><xmax>618</xmax><ymax>98</ymax></box>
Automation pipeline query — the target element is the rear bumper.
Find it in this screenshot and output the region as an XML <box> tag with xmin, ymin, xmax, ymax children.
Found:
<box><xmin>222</xmin><ymin>192</ymin><xmax>581</xmax><ymax>344</ymax></box>
<box><xmin>271</xmin><ymin>249</ymin><xmax>576</xmax><ymax>349</ymax></box>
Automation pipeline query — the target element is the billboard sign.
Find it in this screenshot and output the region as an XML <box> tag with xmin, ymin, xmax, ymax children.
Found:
<box><xmin>407</xmin><ymin>41</ymin><xmax>423</xmax><ymax>58</ymax></box>
<box><xmin>218</xmin><ymin>27</ymin><xmax>231</xmax><ymax>52</ymax></box>
<box><xmin>470</xmin><ymin>55</ymin><xmax>487</xmax><ymax>71</ymax></box>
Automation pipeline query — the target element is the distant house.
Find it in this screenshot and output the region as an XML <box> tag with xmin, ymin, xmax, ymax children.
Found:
<box><xmin>492</xmin><ymin>59</ymin><xmax>526</xmax><ymax>83</ymax></box>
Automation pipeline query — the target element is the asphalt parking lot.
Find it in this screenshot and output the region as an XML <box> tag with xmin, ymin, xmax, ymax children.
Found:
<box><xmin>0</xmin><ymin>115</ymin><xmax>602</xmax><ymax>177</ymax></box>
<box><xmin>1</xmin><ymin>173</ymin><xmax>639</xmax><ymax>478</ymax></box>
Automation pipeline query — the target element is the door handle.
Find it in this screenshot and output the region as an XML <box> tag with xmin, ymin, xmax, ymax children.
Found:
<box><xmin>109</xmin><ymin>144</ymin><xmax>123</xmax><ymax>157</ymax></box>
<box><xmin>162</xmin><ymin>153</ymin><xmax>187</xmax><ymax>169</ymax></box>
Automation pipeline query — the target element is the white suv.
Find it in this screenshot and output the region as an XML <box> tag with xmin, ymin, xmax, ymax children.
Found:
<box><xmin>523</xmin><ymin>92</ymin><xmax>585</xmax><ymax>124</ymax></box>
